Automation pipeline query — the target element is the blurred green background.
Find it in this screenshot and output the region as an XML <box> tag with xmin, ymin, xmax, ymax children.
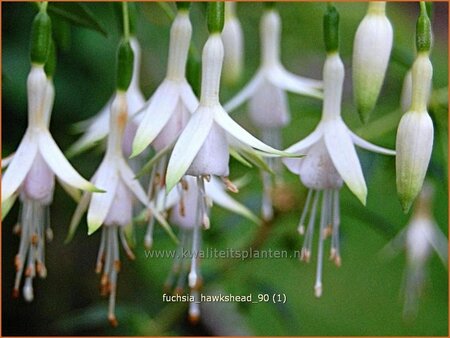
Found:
<box><xmin>2</xmin><ymin>2</ymin><xmax>448</xmax><ymax>336</ymax></box>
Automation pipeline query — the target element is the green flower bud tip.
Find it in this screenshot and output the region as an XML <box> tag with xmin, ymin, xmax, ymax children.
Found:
<box><xmin>323</xmin><ymin>4</ymin><xmax>339</xmax><ymax>53</ymax></box>
<box><xmin>207</xmin><ymin>2</ymin><xmax>224</xmax><ymax>34</ymax></box>
<box><xmin>116</xmin><ymin>40</ymin><xmax>134</xmax><ymax>91</ymax></box>
<box><xmin>416</xmin><ymin>2</ymin><xmax>432</xmax><ymax>53</ymax></box>
<box><xmin>30</xmin><ymin>11</ymin><xmax>52</xmax><ymax>65</ymax></box>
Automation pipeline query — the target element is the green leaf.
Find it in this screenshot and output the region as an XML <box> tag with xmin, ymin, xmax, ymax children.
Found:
<box><xmin>47</xmin><ymin>3</ymin><xmax>108</xmax><ymax>37</ymax></box>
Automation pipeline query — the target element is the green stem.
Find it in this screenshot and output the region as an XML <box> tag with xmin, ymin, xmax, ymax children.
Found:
<box><xmin>122</xmin><ymin>2</ymin><xmax>130</xmax><ymax>41</ymax></box>
<box><xmin>39</xmin><ymin>1</ymin><xmax>48</xmax><ymax>13</ymax></box>
<box><xmin>420</xmin><ymin>1</ymin><xmax>427</xmax><ymax>13</ymax></box>
<box><xmin>158</xmin><ymin>2</ymin><xmax>175</xmax><ymax>21</ymax></box>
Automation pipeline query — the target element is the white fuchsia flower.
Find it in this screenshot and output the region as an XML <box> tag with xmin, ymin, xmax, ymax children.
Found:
<box><xmin>128</xmin><ymin>8</ymin><xmax>198</xmax><ymax>248</ymax></box>
<box><xmin>163</xmin><ymin>3</ymin><xmax>289</xmax><ymax>320</ymax></box>
<box><xmin>224</xmin><ymin>7</ymin><xmax>323</xmax><ymax>121</ymax></box>
<box><xmin>165</xmin><ymin>33</ymin><xmax>289</xmax><ymax>194</ymax></box>
<box><xmin>283</xmin><ymin>49</ymin><xmax>395</xmax><ymax>297</ymax></box>
<box><xmin>402</xmin><ymin>184</ymin><xmax>447</xmax><ymax>320</ymax></box>
<box><xmin>68</xmin><ymin>89</ymin><xmax>173</xmax><ymax>326</ymax></box>
<box><xmin>381</xmin><ymin>183</ymin><xmax>447</xmax><ymax>320</ymax></box>
<box><xmin>130</xmin><ymin>9</ymin><xmax>198</xmax><ymax>158</ymax></box>
<box><xmin>223</xmin><ymin>7</ymin><xmax>322</xmax><ymax>221</ymax></box>
<box><xmin>67</xmin><ymin>37</ymin><xmax>146</xmax><ymax>157</ymax></box>
<box><xmin>396</xmin><ymin>5</ymin><xmax>434</xmax><ymax>213</ymax></box>
<box><xmin>2</xmin><ymin>65</ymin><xmax>99</xmax><ymax>301</ymax></box>
<box><xmin>221</xmin><ymin>2</ymin><xmax>244</xmax><ymax>85</ymax></box>
<box><xmin>352</xmin><ymin>1</ymin><xmax>393</xmax><ymax>123</ymax></box>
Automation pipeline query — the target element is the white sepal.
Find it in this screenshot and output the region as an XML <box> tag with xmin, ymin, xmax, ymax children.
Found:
<box><xmin>213</xmin><ymin>107</ymin><xmax>290</xmax><ymax>156</ymax></box>
<box><xmin>131</xmin><ymin>81</ymin><xmax>179</xmax><ymax>157</ymax></box>
<box><xmin>87</xmin><ymin>159</ymin><xmax>119</xmax><ymax>234</ymax></box>
<box><xmin>223</xmin><ymin>73</ymin><xmax>263</xmax><ymax>112</ymax></box>
<box><xmin>1</xmin><ymin>132</ymin><xmax>38</xmax><ymax>203</ymax></box>
<box><xmin>349</xmin><ymin>129</ymin><xmax>396</xmax><ymax>155</ymax></box>
<box><xmin>166</xmin><ymin>106</ymin><xmax>215</xmax><ymax>192</ymax></box>
<box><xmin>324</xmin><ymin>120</ymin><xmax>367</xmax><ymax>205</ymax></box>
<box><xmin>38</xmin><ymin>130</ymin><xmax>100</xmax><ymax>192</ymax></box>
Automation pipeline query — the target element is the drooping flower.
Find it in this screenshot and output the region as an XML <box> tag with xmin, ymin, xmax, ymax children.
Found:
<box><xmin>67</xmin><ymin>36</ymin><xmax>146</xmax><ymax>158</ymax></box>
<box><xmin>165</xmin><ymin>32</ymin><xmax>290</xmax><ymax>194</ymax></box>
<box><xmin>68</xmin><ymin>89</ymin><xmax>173</xmax><ymax>326</ymax></box>
<box><xmin>130</xmin><ymin>8</ymin><xmax>198</xmax><ymax>158</ymax></box>
<box><xmin>67</xmin><ymin>38</ymin><xmax>174</xmax><ymax>325</ymax></box>
<box><xmin>396</xmin><ymin>4</ymin><xmax>434</xmax><ymax>213</ymax></box>
<box><xmin>381</xmin><ymin>183</ymin><xmax>447</xmax><ymax>320</ymax></box>
<box><xmin>221</xmin><ymin>2</ymin><xmax>244</xmax><ymax>85</ymax></box>
<box><xmin>283</xmin><ymin>5</ymin><xmax>395</xmax><ymax>297</ymax></box>
<box><xmin>129</xmin><ymin>6</ymin><xmax>199</xmax><ymax>248</ymax></box>
<box><xmin>161</xmin><ymin>175</ymin><xmax>259</xmax><ymax>322</ymax></box>
<box><xmin>352</xmin><ymin>1</ymin><xmax>393</xmax><ymax>123</ymax></box>
<box><xmin>163</xmin><ymin>3</ymin><xmax>289</xmax><ymax>321</ymax></box>
<box><xmin>224</xmin><ymin>6</ymin><xmax>323</xmax><ymax>117</ymax></box>
<box><xmin>2</xmin><ymin>60</ymin><xmax>98</xmax><ymax>299</ymax></box>
<box><xmin>223</xmin><ymin>5</ymin><xmax>323</xmax><ymax>221</ymax></box>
